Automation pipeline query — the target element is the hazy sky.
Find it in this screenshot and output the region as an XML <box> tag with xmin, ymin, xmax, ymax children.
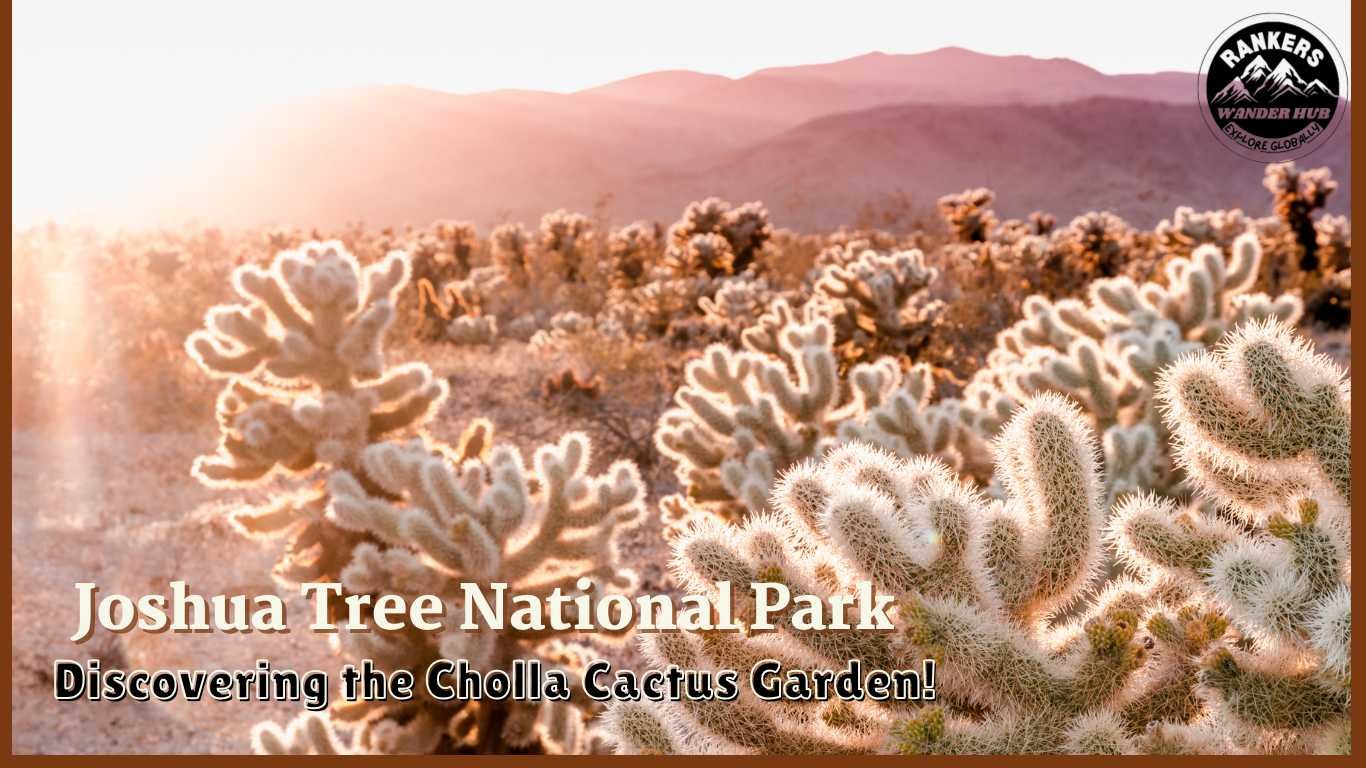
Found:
<box><xmin>12</xmin><ymin>1</ymin><xmax>1351</xmax><ymax>225</ymax></box>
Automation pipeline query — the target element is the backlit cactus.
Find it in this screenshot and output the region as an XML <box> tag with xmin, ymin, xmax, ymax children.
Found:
<box><xmin>665</xmin><ymin>232</ymin><xmax>735</xmax><ymax>279</ymax></box>
<box><xmin>1110</xmin><ymin>321</ymin><xmax>1350</xmax><ymax>753</ymax></box>
<box><xmin>413</xmin><ymin>266</ymin><xmax>504</xmax><ymax>344</ymax></box>
<box><xmin>655</xmin><ymin>308</ymin><xmax>957</xmax><ymax>519</ymax></box>
<box><xmin>1262</xmin><ymin>162</ymin><xmax>1336</xmax><ymax>275</ymax></box>
<box><xmin>79</xmin><ymin>168</ymin><xmax>1342</xmax><ymax>759</ymax></box>
<box><xmin>665</xmin><ymin>197</ymin><xmax>772</xmax><ymax>275</ymax></box>
<box><xmin>808</xmin><ymin>247</ymin><xmax>943</xmax><ymax>365</ymax></box>
<box><xmin>252</xmin><ymin>430</ymin><xmax>646</xmax><ymax>754</ymax></box>
<box><xmin>937</xmin><ymin>188</ymin><xmax>997</xmax><ymax>243</ymax></box>
<box><xmin>186</xmin><ymin>240</ymin><xmax>446</xmax><ymax>493</ymax></box>
<box><xmin>610</xmin><ymin>397</ymin><xmax>1181</xmax><ymax>754</ymax></box>
<box><xmin>1158</xmin><ymin>319</ymin><xmax>1348</xmax><ymax>508</ymax></box>
<box><xmin>538</xmin><ymin>209</ymin><xmax>595</xmax><ymax>284</ymax></box>
<box><xmin>491</xmin><ymin>223</ymin><xmax>531</xmax><ymax>287</ymax></box>
<box><xmin>189</xmin><ymin>242</ymin><xmax>648</xmax><ymax>754</ymax></box>
<box><xmin>422</xmin><ymin>220</ymin><xmax>480</xmax><ymax>276</ymax></box>
<box><xmin>1054</xmin><ymin>211</ymin><xmax>1134</xmax><ymax>279</ymax></box>
<box><xmin>958</xmin><ymin>233</ymin><xmax>1302</xmax><ymax>499</ymax></box>
<box><xmin>1155</xmin><ymin>206</ymin><xmax>1252</xmax><ymax>257</ymax></box>
<box><xmin>605</xmin><ymin>220</ymin><xmax>662</xmax><ymax>289</ymax></box>
<box><xmin>686</xmin><ymin>272</ymin><xmax>777</xmax><ymax>345</ymax></box>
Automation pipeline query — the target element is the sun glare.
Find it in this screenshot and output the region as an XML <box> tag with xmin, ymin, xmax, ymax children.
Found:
<box><xmin>11</xmin><ymin>0</ymin><xmax>1351</xmax><ymax>227</ymax></box>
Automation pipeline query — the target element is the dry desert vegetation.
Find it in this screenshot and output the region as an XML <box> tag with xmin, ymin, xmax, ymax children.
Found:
<box><xmin>9</xmin><ymin>161</ymin><xmax>1352</xmax><ymax>754</ymax></box>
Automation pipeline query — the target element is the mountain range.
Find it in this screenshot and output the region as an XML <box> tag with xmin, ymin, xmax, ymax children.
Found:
<box><xmin>1211</xmin><ymin>55</ymin><xmax>1338</xmax><ymax>105</ymax></box>
<box><xmin>132</xmin><ymin>47</ymin><xmax>1351</xmax><ymax>230</ymax></box>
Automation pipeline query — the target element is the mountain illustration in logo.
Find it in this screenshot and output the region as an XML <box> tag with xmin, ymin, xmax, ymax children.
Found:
<box><xmin>1211</xmin><ymin>54</ymin><xmax>1337</xmax><ymax>105</ymax></box>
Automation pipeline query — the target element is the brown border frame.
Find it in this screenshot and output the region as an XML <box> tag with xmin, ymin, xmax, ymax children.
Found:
<box><xmin>2</xmin><ymin>9</ymin><xmax>1358</xmax><ymax>763</ymax></box>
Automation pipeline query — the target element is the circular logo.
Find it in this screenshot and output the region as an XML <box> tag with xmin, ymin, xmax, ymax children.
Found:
<box><xmin>1199</xmin><ymin>13</ymin><xmax>1347</xmax><ymax>161</ymax></box>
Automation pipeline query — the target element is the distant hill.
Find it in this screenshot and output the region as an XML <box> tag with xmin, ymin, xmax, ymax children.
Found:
<box><xmin>587</xmin><ymin>48</ymin><xmax>1199</xmax><ymax>122</ymax></box>
<box><xmin>638</xmin><ymin>98</ymin><xmax>1351</xmax><ymax>230</ymax></box>
<box><xmin>132</xmin><ymin>48</ymin><xmax>1349</xmax><ymax>230</ymax></box>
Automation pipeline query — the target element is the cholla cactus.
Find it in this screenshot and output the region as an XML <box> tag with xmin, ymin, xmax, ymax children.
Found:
<box><xmin>1314</xmin><ymin>214</ymin><xmax>1350</xmax><ymax>274</ymax></box>
<box><xmin>186</xmin><ymin>241</ymin><xmax>446</xmax><ymax>495</ymax></box>
<box><xmin>491</xmin><ymin>223</ymin><xmax>531</xmax><ymax>287</ymax></box>
<box><xmin>602</xmin><ymin>270</ymin><xmax>719</xmax><ymax>341</ymax></box>
<box><xmin>691</xmin><ymin>273</ymin><xmax>777</xmax><ymax>342</ymax></box>
<box><xmin>1109</xmin><ymin>321</ymin><xmax>1350</xmax><ymax>753</ymax></box>
<box><xmin>1155</xmin><ymin>207</ymin><xmax>1252</xmax><ymax>257</ymax></box>
<box><xmin>538</xmin><ymin>210</ymin><xmax>595</xmax><ymax>283</ymax></box>
<box><xmin>990</xmin><ymin>215</ymin><xmax>1054</xmax><ymax>247</ymax></box>
<box><xmin>529</xmin><ymin>310</ymin><xmax>608</xmax><ymax>351</ymax></box>
<box><xmin>808</xmin><ymin>239</ymin><xmax>871</xmax><ymax>278</ymax></box>
<box><xmin>253</xmin><ymin>431</ymin><xmax>646</xmax><ymax>754</ymax></box>
<box><xmin>1303</xmin><ymin>212</ymin><xmax>1351</xmax><ymax>329</ymax></box>
<box><xmin>432</xmin><ymin>220</ymin><xmax>480</xmax><ymax>275</ymax></box>
<box><xmin>183</xmin><ymin>239</ymin><xmax>446</xmax><ymax>575</ymax></box>
<box><xmin>408</xmin><ymin>223</ymin><xmax>477</xmax><ymax>289</ymax></box>
<box><xmin>937</xmin><ymin>188</ymin><xmax>997</xmax><ymax>243</ymax></box>
<box><xmin>665</xmin><ymin>198</ymin><xmax>772</xmax><ymax>275</ymax></box>
<box><xmin>413</xmin><ymin>267</ymin><xmax>505</xmax><ymax>345</ymax></box>
<box><xmin>1262</xmin><ymin>162</ymin><xmax>1336</xmax><ymax>274</ymax></box>
<box><xmin>808</xmin><ymin>247</ymin><xmax>943</xmax><ymax>365</ymax></box>
<box><xmin>835</xmin><ymin>362</ymin><xmax>957</xmax><ymax>463</ymax></box>
<box><xmin>189</xmin><ymin>242</ymin><xmax>648</xmax><ymax>754</ymax></box>
<box><xmin>665</xmin><ymin>232</ymin><xmax>736</xmax><ymax>279</ymax></box>
<box><xmin>959</xmin><ymin>233</ymin><xmax>1302</xmax><ymax>499</ymax></box>
<box><xmin>604</xmin><ymin>220</ymin><xmax>661</xmax><ymax>289</ymax></box>
<box><xmin>603</xmin><ymin>202</ymin><xmax>779</xmax><ymax>345</ymax></box>
<box><xmin>1305</xmin><ymin>269</ymin><xmax>1351</xmax><ymax>332</ymax></box>
<box><xmin>1029</xmin><ymin>211</ymin><xmax>1057</xmax><ymax>235</ymax></box>
<box><xmin>1054</xmin><ymin>211</ymin><xmax>1135</xmax><ymax>280</ymax></box>
<box><xmin>720</xmin><ymin>201</ymin><xmax>773</xmax><ymax>273</ymax></box>
<box><xmin>1158</xmin><ymin>319</ymin><xmax>1348</xmax><ymax>510</ymax></box>
<box><xmin>610</xmin><ymin>397</ymin><xmax>1177</xmax><ymax>754</ymax></box>
<box><xmin>655</xmin><ymin>308</ymin><xmax>958</xmax><ymax>519</ymax></box>
<box><xmin>671</xmin><ymin>198</ymin><xmax>730</xmax><ymax>244</ymax></box>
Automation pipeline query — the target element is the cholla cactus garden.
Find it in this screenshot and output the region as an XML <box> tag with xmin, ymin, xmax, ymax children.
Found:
<box><xmin>163</xmin><ymin>161</ymin><xmax>1351</xmax><ymax>756</ymax></box>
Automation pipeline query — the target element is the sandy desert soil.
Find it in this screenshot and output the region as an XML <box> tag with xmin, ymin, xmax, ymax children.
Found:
<box><xmin>9</xmin><ymin>429</ymin><xmax>338</xmax><ymax>753</ymax></box>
